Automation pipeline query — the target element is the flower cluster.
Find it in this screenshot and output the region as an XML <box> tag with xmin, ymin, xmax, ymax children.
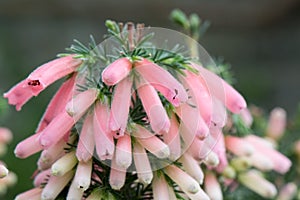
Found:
<box><xmin>3</xmin><ymin>21</ymin><xmax>250</xmax><ymax>200</ymax></box>
<box><xmin>0</xmin><ymin>127</ymin><xmax>17</xmax><ymax>195</ymax></box>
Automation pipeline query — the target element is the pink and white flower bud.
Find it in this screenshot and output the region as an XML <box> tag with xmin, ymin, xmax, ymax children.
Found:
<box><xmin>36</xmin><ymin>74</ymin><xmax>76</xmax><ymax>133</ymax></box>
<box><xmin>179</xmin><ymin>153</ymin><xmax>204</xmax><ymax>184</ymax></box>
<box><xmin>133</xmin><ymin>124</ymin><xmax>170</xmax><ymax>159</ymax></box>
<box><xmin>239</xmin><ymin>170</ymin><xmax>277</xmax><ymax>198</ymax></box>
<box><xmin>34</xmin><ymin>169</ymin><xmax>51</xmax><ymax>187</ymax></box>
<box><xmin>277</xmin><ymin>182</ymin><xmax>297</xmax><ymax>200</ymax></box>
<box><xmin>245</xmin><ymin>135</ymin><xmax>292</xmax><ymax>174</ymax></box>
<box><xmin>109</xmin><ymin>155</ymin><xmax>126</xmax><ymax>190</ymax></box>
<box><xmin>0</xmin><ymin>164</ymin><xmax>8</xmax><ymax>178</ymax></box>
<box><xmin>176</xmin><ymin>103</ymin><xmax>209</xmax><ymax>140</ymax></box>
<box><xmin>153</xmin><ymin>173</ymin><xmax>170</xmax><ymax>200</ymax></box>
<box><xmin>102</xmin><ymin>57</ymin><xmax>132</xmax><ymax>86</ymax></box>
<box><xmin>266</xmin><ymin>107</ymin><xmax>286</xmax><ymax>141</ymax></box>
<box><xmin>15</xmin><ymin>188</ymin><xmax>43</xmax><ymax>200</ymax></box>
<box><xmin>4</xmin><ymin>55</ymin><xmax>82</xmax><ymax>111</ymax></box>
<box><xmin>93</xmin><ymin>102</ymin><xmax>114</xmax><ymax>160</ymax></box>
<box><xmin>76</xmin><ymin>113</ymin><xmax>95</xmax><ymax>162</ymax></box>
<box><xmin>66</xmin><ymin>177</ymin><xmax>84</xmax><ymax>200</ymax></box>
<box><xmin>135</xmin><ymin>58</ymin><xmax>188</xmax><ymax>106</ymax></box>
<box><xmin>225</xmin><ymin>136</ymin><xmax>254</xmax><ymax>156</ymax></box>
<box><xmin>191</xmin><ymin>63</ymin><xmax>247</xmax><ymax>113</ymax></box>
<box><xmin>133</xmin><ymin>142</ymin><xmax>153</xmax><ymax>184</ymax></box>
<box><xmin>137</xmin><ymin>81</ymin><xmax>170</xmax><ymax>134</ymax></box>
<box><xmin>41</xmin><ymin>170</ymin><xmax>74</xmax><ymax>200</ymax></box>
<box><xmin>109</xmin><ymin>77</ymin><xmax>133</xmax><ymax>138</ymax></box>
<box><xmin>0</xmin><ymin>127</ymin><xmax>12</xmax><ymax>144</ymax></box>
<box><xmin>115</xmin><ymin>134</ymin><xmax>132</xmax><ymax>169</ymax></box>
<box><xmin>248</xmin><ymin>153</ymin><xmax>274</xmax><ymax>171</ymax></box>
<box><xmin>14</xmin><ymin>133</ymin><xmax>43</xmax><ymax>158</ymax></box>
<box><xmin>204</xmin><ymin>151</ymin><xmax>220</xmax><ymax>167</ymax></box>
<box><xmin>164</xmin><ymin>165</ymin><xmax>200</xmax><ymax>194</ymax></box>
<box><xmin>181</xmin><ymin>70</ymin><xmax>213</xmax><ymax>125</ymax></box>
<box><xmin>66</xmin><ymin>88</ymin><xmax>98</xmax><ymax>117</ymax></box>
<box><xmin>73</xmin><ymin>160</ymin><xmax>92</xmax><ymax>191</ymax></box>
<box><xmin>204</xmin><ymin>172</ymin><xmax>223</xmax><ymax>200</ymax></box>
<box><xmin>51</xmin><ymin>151</ymin><xmax>77</xmax><ymax>176</ymax></box>
<box><xmin>212</xmin><ymin>130</ymin><xmax>228</xmax><ymax>172</ymax></box>
<box><xmin>163</xmin><ymin>114</ymin><xmax>181</xmax><ymax>161</ymax></box>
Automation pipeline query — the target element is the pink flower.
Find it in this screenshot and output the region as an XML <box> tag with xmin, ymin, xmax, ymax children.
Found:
<box><xmin>239</xmin><ymin>170</ymin><xmax>277</xmax><ymax>198</ymax></box>
<box><xmin>51</xmin><ymin>151</ymin><xmax>77</xmax><ymax>176</ymax></box>
<box><xmin>181</xmin><ymin>70</ymin><xmax>213</xmax><ymax>125</ymax></box>
<box><xmin>4</xmin><ymin>56</ymin><xmax>82</xmax><ymax>111</ymax></box>
<box><xmin>109</xmin><ymin>154</ymin><xmax>126</xmax><ymax>190</ymax></box>
<box><xmin>76</xmin><ymin>113</ymin><xmax>95</xmax><ymax>162</ymax></box>
<box><xmin>266</xmin><ymin>107</ymin><xmax>286</xmax><ymax>141</ymax></box>
<box><xmin>72</xmin><ymin>159</ymin><xmax>93</xmax><ymax>191</ymax></box>
<box><xmin>211</xmin><ymin>130</ymin><xmax>228</xmax><ymax>173</ymax></box>
<box><xmin>204</xmin><ymin>172</ymin><xmax>223</xmax><ymax>200</ymax></box>
<box><xmin>133</xmin><ymin>142</ymin><xmax>153</xmax><ymax>184</ymax></box>
<box><xmin>14</xmin><ymin>133</ymin><xmax>43</xmax><ymax>158</ymax></box>
<box><xmin>109</xmin><ymin>77</ymin><xmax>133</xmax><ymax>138</ymax></box>
<box><xmin>133</xmin><ymin>124</ymin><xmax>170</xmax><ymax>159</ymax></box>
<box><xmin>225</xmin><ymin>135</ymin><xmax>254</xmax><ymax>156</ymax></box>
<box><xmin>134</xmin><ymin>58</ymin><xmax>188</xmax><ymax>106</ymax></box>
<box><xmin>93</xmin><ymin>101</ymin><xmax>115</xmax><ymax>160</ymax></box>
<box><xmin>34</xmin><ymin>169</ymin><xmax>51</xmax><ymax>187</ymax></box>
<box><xmin>164</xmin><ymin>165</ymin><xmax>200</xmax><ymax>194</ymax></box>
<box><xmin>36</xmin><ymin>74</ymin><xmax>76</xmax><ymax>133</ymax></box>
<box><xmin>191</xmin><ymin>63</ymin><xmax>247</xmax><ymax>113</ymax></box>
<box><xmin>102</xmin><ymin>57</ymin><xmax>132</xmax><ymax>86</ymax></box>
<box><xmin>179</xmin><ymin>153</ymin><xmax>204</xmax><ymax>184</ymax></box>
<box><xmin>0</xmin><ymin>164</ymin><xmax>8</xmax><ymax>178</ymax></box>
<box><xmin>137</xmin><ymin>80</ymin><xmax>170</xmax><ymax>134</ymax></box>
<box><xmin>115</xmin><ymin>133</ymin><xmax>132</xmax><ymax>169</ymax></box>
<box><xmin>0</xmin><ymin>127</ymin><xmax>13</xmax><ymax>144</ymax></box>
<box><xmin>152</xmin><ymin>173</ymin><xmax>170</xmax><ymax>200</ymax></box>
<box><xmin>245</xmin><ymin>135</ymin><xmax>292</xmax><ymax>174</ymax></box>
<box><xmin>40</xmin><ymin>88</ymin><xmax>98</xmax><ymax>149</ymax></box>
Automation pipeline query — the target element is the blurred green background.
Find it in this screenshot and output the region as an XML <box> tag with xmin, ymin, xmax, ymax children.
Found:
<box><xmin>0</xmin><ymin>0</ymin><xmax>300</xmax><ymax>199</ymax></box>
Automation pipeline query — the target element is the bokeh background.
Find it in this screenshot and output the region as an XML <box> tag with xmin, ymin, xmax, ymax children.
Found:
<box><xmin>0</xmin><ymin>0</ymin><xmax>300</xmax><ymax>199</ymax></box>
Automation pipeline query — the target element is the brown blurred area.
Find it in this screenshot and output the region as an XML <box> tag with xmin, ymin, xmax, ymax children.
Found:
<box><xmin>0</xmin><ymin>0</ymin><xmax>300</xmax><ymax>199</ymax></box>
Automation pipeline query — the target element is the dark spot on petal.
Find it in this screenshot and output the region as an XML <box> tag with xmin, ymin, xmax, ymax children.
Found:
<box><xmin>28</xmin><ymin>80</ymin><xmax>41</xmax><ymax>86</ymax></box>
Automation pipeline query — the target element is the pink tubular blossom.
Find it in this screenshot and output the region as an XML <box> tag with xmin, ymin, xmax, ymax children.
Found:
<box><xmin>133</xmin><ymin>142</ymin><xmax>153</xmax><ymax>184</ymax></box>
<box><xmin>4</xmin><ymin>56</ymin><xmax>82</xmax><ymax>111</ymax></box>
<box><xmin>14</xmin><ymin>133</ymin><xmax>43</xmax><ymax>158</ymax></box>
<box><xmin>36</xmin><ymin>74</ymin><xmax>76</xmax><ymax>133</ymax></box>
<box><xmin>133</xmin><ymin>124</ymin><xmax>170</xmax><ymax>159</ymax></box>
<box><xmin>66</xmin><ymin>88</ymin><xmax>98</xmax><ymax>117</ymax></box>
<box><xmin>134</xmin><ymin>58</ymin><xmax>188</xmax><ymax>106</ymax></box>
<box><xmin>239</xmin><ymin>108</ymin><xmax>253</xmax><ymax>127</ymax></box>
<box><xmin>76</xmin><ymin>113</ymin><xmax>95</xmax><ymax>162</ymax></box>
<box><xmin>73</xmin><ymin>160</ymin><xmax>93</xmax><ymax>191</ymax></box>
<box><xmin>248</xmin><ymin>153</ymin><xmax>274</xmax><ymax>171</ymax></box>
<box><xmin>40</xmin><ymin>88</ymin><xmax>97</xmax><ymax>149</ymax></box>
<box><xmin>245</xmin><ymin>135</ymin><xmax>292</xmax><ymax>174</ymax></box>
<box><xmin>176</xmin><ymin>103</ymin><xmax>209</xmax><ymax>140</ymax></box>
<box><xmin>109</xmin><ymin>155</ymin><xmax>126</xmax><ymax>190</ymax></box>
<box><xmin>277</xmin><ymin>182</ymin><xmax>298</xmax><ymax>200</ymax></box>
<box><xmin>42</xmin><ymin>170</ymin><xmax>75</xmax><ymax>200</ymax></box>
<box><xmin>109</xmin><ymin>77</ymin><xmax>133</xmax><ymax>138</ymax></box>
<box><xmin>115</xmin><ymin>134</ymin><xmax>132</xmax><ymax>169</ymax></box>
<box><xmin>153</xmin><ymin>174</ymin><xmax>170</xmax><ymax>200</ymax></box>
<box><xmin>67</xmin><ymin>177</ymin><xmax>84</xmax><ymax>200</ymax></box>
<box><xmin>102</xmin><ymin>57</ymin><xmax>132</xmax><ymax>86</ymax></box>
<box><xmin>163</xmin><ymin>113</ymin><xmax>181</xmax><ymax>161</ymax></box>
<box><xmin>204</xmin><ymin>172</ymin><xmax>223</xmax><ymax>200</ymax></box>
<box><xmin>181</xmin><ymin>70</ymin><xmax>212</xmax><ymax>125</ymax></box>
<box><xmin>179</xmin><ymin>153</ymin><xmax>204</xmax><ymax>184</ymax></box>
<box><xmin>239</xmin><ymin>170</ymin><xmax>277</xmax><ymax>198</ymax></box>
<box><xmin>0</xmin><ymin>127</ymin><xmax>12</xmax><ymax>143</ymax></box>
<box><xmin>225</xmin><ymin>136</ymin><xmax>254</xmax><ymax>156</ymax></box>
<box><xmin>266</xmin><ymin>107</ymin><xmax>286</xmax><ymax>140</ymax></box>
<box><xmin>191</xmin><ymin>63</ymin><xmax>247</xmax><ymax>113</ymax></box>
<box><xmin>212</xmin><ymin>130</ymin><xmax>228</xmax><ymax>172</ymax></box>
<box><xmin>51</xmin><ymin>151</ymin><xmax>77</xmax><ymax>176</ymax></box>
<box><xmin>137</xmin><ymin>81</ymin><xmax>170</xmax><ymax>134</ymax></box>
<box><xmin>164</xmin><ymin>165</ymin><xmax>200</xmax><ymax>194</ymax></box>
<box><xmin>93</xmin><ymin>102</ymin><xmax>114</xmax><ymax>160</ymax></box>
<box><xmin>15</xmin><ymin>188</ymin><xmax>43</xmax><ymax>200</ymax></box>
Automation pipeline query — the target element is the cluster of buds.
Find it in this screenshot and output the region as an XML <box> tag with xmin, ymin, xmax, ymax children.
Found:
<box><xmin>4</xmin><ymin>20</ymin><xmax>298</xmax><ymax>200</ymax></box>
<box><xmin>0</xmin><ymin>127</ymin><xmax>17</xmax><ymax>195</ymax></box>
<box><xmin>4</xmin><ymin>22</ymin><xmax>250</xmax><ymax>200</ymax></box>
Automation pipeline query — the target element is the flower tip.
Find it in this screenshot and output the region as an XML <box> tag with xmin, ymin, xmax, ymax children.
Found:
<box><xmin>0</xmin><ymin>164</ymin><xmax>9</xmax><ymax>178</ymax></box>
<box><xmin>157</xmin><ymin>146</ymin><xmax>170</xmax><ymax>159</ymax></box>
